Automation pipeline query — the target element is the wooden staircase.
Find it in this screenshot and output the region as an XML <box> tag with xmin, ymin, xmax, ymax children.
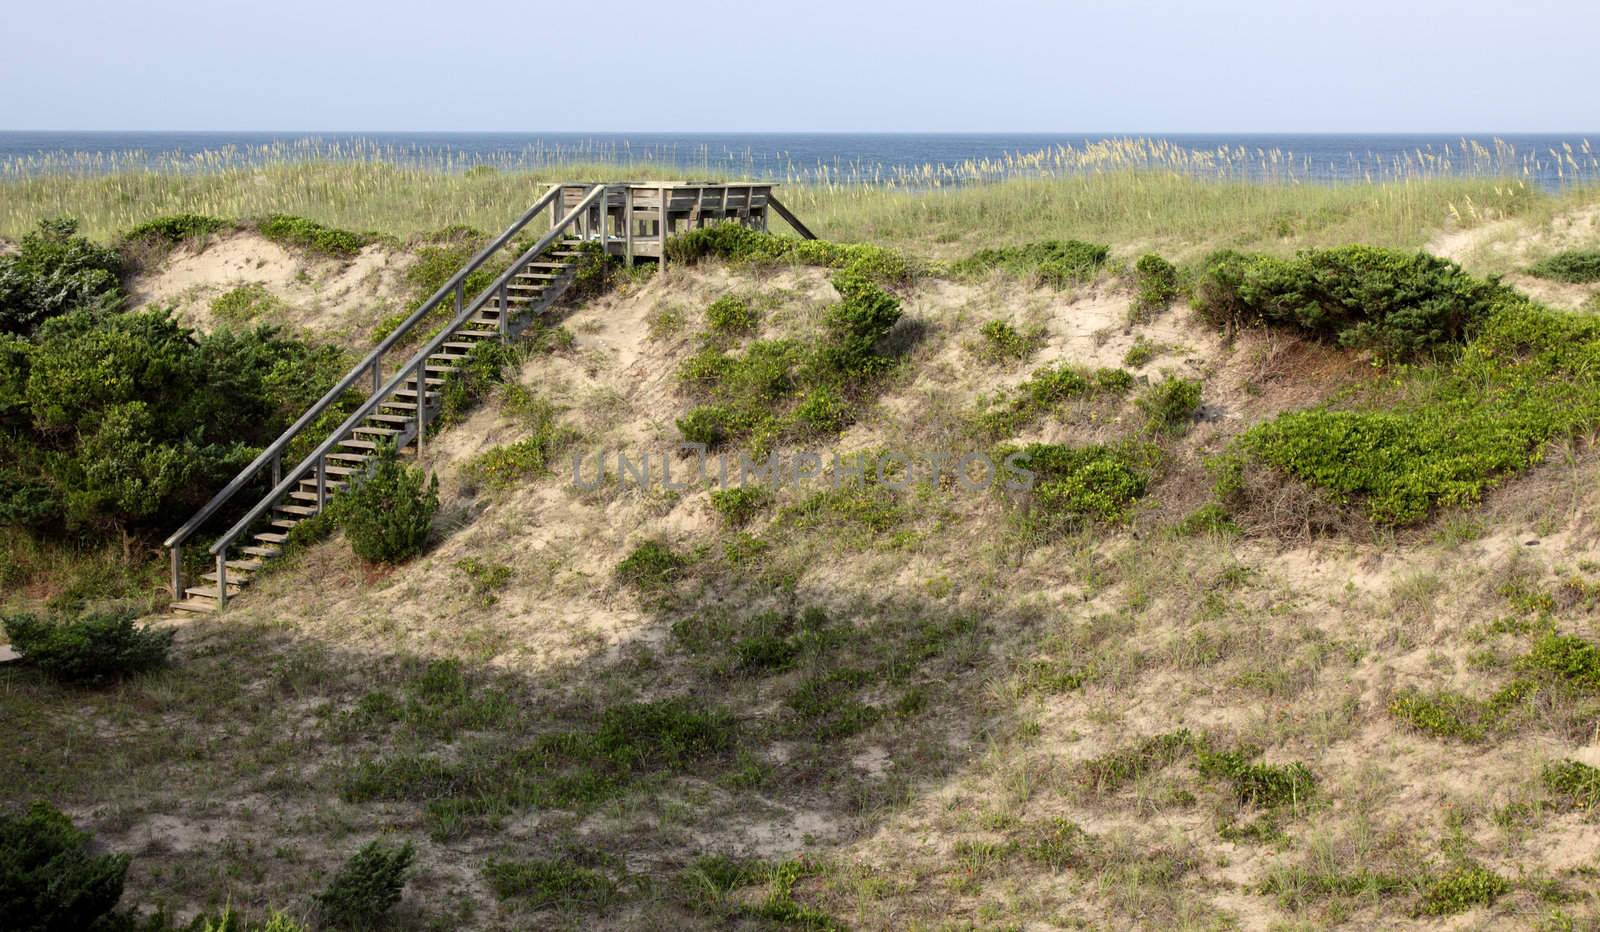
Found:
<box><xmin>163</xmin><ymin>186</ymin><xmax>608</xmax><ymax>616</ymax></box>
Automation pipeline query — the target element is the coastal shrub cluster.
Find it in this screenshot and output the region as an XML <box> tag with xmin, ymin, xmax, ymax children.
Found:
<box><xmin>463</xmin><ymin>385</ymin><xmax>578</xmax><ymax>489</ymax></box>
<box><xmin>676</xmin><ymin>270</ymin><xmax>902</xmax><ymax>451</ymax></box>
<box><xmin>0</xmin><ymin>219</ymin><xmax>349</xmax><ymax>547</ymax></box>
<box><xmin>1527</xmin><ymin>250</ymin><xmax>1600</xmax><ymax>283</ymax></box>
<box><xmin>316</xmin><ymin>840</ymin><xmax>415</xmax><ymax>929</ymax></box>
<box><xmin>976</xmin><ymin>319</ymin><xmax>1044</xmax><ymax>362</ymax></box>
<box><xmin>257</xmin><ymin>214</ymin><xmax>371</xmax><ymax>259</ymax></box>
<box><xmin>2</xmin><ymin>608</ymin><xmax>172</xmax><ymax>684</ymax></box>
<box><xmin>1192</xmin><ymin>245</ymin><xmax>1506</xmax><ymax>358</ymax></box>
<box><xmin>1137</xmin><ymin>376</ymin><xmax>1203</xmax><ymax>435</ymax></box>
<box><xmin>0</xmin><ymin>801</ymin><xmax>130</xmax><ymax>930</ymax></box>
<box><xmin>973</xmin><ymin>362</ymin><xmax>1132</xmax><ymax>438</ymax></box>
<box><xmin>209</xmin><ymin>283</ymin><xmax>283</xmax><ymax>326</ymax></box>
<box><xmin>1387</xmin><ymin>632</ymin><xmax>1600</xmax><ymax>741</ymax></box>
<box><xmin>1217</xmin><ymin>295</ymin><xmax>1600</xmax><ymax>525</ymax></box>
<box><xmin>953</xmin><ymin>239</ymin><xmax>1109</xmax><ymax>287</ymax></box>
<box><xmin>664</xmin><ymin>223</ymin><xmax>911</xmax><ymax>283</ymax></box>
<box><xmin>121</xmin><ymin>213</ymin><xmax>228</xmax><ymax>246</ymax></box>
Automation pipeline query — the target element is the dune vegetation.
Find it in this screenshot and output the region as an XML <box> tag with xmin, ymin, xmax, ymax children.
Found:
<box><xmin>3</xmin><ymin>155</ymin><xmax>1600</xmax><ymax>929</ymax></box>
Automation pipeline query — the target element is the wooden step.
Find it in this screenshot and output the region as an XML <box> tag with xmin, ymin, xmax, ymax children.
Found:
<box><xmin>380</xmin><ymin>401</ymin><xmax>420</xmax><ymax>412</ymax></box>
<box><xmin>203</xmin><ymin>569</ymin><xmax>253</xmax><ymax>584</ymax></box>
<box><xmin>403</xmin><ymin>377</ymin><xmax>448</xmax><ymax>388</ymax></box>
<box><xmin>170</xmin><ymin>599</ymin><xmax>217</xmax><ymax>614</ymax></box>
<box><xmin>255</xmin><ymin>531</ymin><xmax>290</xmax><ymax>543</ymax></box>
<box><xmin>269</xmin><ymin>518</ymin><xmax>299</xmax><ymax>530</ymax></box>
<box><xmin>186</xmin><ymin>585</ymin><xmax>241</xmax><ymax>600</ymax></box>
<box><xmin>323</xmin><ymin>463</ymin><xmax>363</xmax><ymax>474</ymax></box>
<box><xmin>514</xmin><ymin>272</ymin><xmax>559</xmax><ymax>280</ymax></box>
<box><xmin>365</xmin><ymin>413</ymin><xmax>412</xmax><ymax>425</ymax></box>
<box><xmin>339</xmin><ymin>439</ymin><xmax>380</xmax><ymax>450</ymax></box>
<box><xmin>328</xmin><ymin>452</ymin><xmax>370</xmax><ymax>463</ymax></box>
<box><xmin>451</xmin><ymin>330</ymin><xmax>495</xmax><ymax>340</ymax></box>
<box><xmin>527</xmin><ymin>261</ymin><xmax>567</xmax><ymax>269</ymax></box>
<box><xmin>272</xmin><ymin>504</ymin><xmax>318</xmax><ymax>516</ymax></box>
<box><xmin>353</xmin><ymin>425</ymin><xmax>401</xmax><ymax>436</ymax></box>
<box><xmin>242</xmin><ymin>545</ymin><xmax>282</xmax><ymax>557</ymax></box>
<box><xmin>289</xmin><ymin>490</ymin><xmax>331</xmax><ymax>503</ymax></box>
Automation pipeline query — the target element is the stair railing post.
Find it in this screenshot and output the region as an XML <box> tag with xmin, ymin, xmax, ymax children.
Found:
<box><xmin>624</xmin><ymin>185</ymin><xmax>634</xmax><ymax>267</ymax></box>
<box><xmin>498</xmin><ymin>282</ymin><xmax>509</xmax><ymax>340</ymax></box>
<box><xmin>414</xmin><ymin>359</ymin><xmax>426</xmax><ymax>460</ymax></box>
<box><xmin>317</xmin><ymin>455</ymin><xmax>327</xmax><ymax>509</ymax></box>
<box><xmin>659</xmin><ymin>184</ymin><xmax>669</xmax><ymax>270</ymax></box>
<box><xmin>455</xmin><ymin>282</ymin><xmax>463</xmax><ymax>317</ymax></box>
<box><xmin>215</xmin><ymin>551</ymin><xmax>228</xmax><ymax>610</ymax></box>
<box><xmin>271</xmin><ymin>452</ymin><xmax>281</xmax><ymax>488</ymax></box>
<box><xmin>170</xmin><ymin>546</ymin><xmax>182</xmax><ymax>599</ymax></box>
<box><xmin>372</xmin><ymin>353</ymin><xmax>382</xmax><ymax>393</ymax></box>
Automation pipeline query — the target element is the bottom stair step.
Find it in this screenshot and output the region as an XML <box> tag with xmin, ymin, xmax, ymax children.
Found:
<box><xmin>171</xmin><ymin>599</ymin><xmax>217</xmax><ymax>614</ymax></box>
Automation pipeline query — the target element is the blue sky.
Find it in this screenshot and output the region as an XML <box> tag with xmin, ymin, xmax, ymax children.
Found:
<box><xmin>3</xmin><ymin>0</ymin><xmax>1596</xmax><ymax>132</ymax></box>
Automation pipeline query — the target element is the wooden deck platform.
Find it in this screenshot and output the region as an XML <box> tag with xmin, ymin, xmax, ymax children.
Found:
<box><xmin>548</xmin><ymin>181</ymin><xmax>813</xmax><ymax>264</ymax></box>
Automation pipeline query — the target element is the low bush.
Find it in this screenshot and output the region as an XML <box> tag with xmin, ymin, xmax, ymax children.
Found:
<box><xmin>616</xmin><ymin>539</ymin><xmax>689</xmax><ymax>591</ymax></box>
<box><xmin>1121</xmin><ymin>336</ymin><xmax>1162</xmax><ymax>368</ymax></box>
<box><xmin>1217</xmin><ymin>297</ymin><xmax>1600</xmax><ymax>525</ymax></box>
<box><xmin>1543</xmin><ymin>759</ymin><xmax>1600</xmax><ymax>809</ymax></box>
<box><xmin>664</xmin><ymin>223</ymin><xmax>910</xmax><ymax>283</ymax></box>
<box><xmin>462</xmin><ymin>388</ymin><xmax>577</xmax><ymax>488</ymax></box>
<box><xmin>709</xmin><ymin>486</ymin><xmax>770</xmax><ymax>527</ymax></box>
<box><xmin>209</xmin><ymin>283</ymin><xmax>282</xmax><ymax>326</ymax></box>
<box><xmin>1416</xmin><ymin>863</ymin><xmax>1509</xmax><ymax>917</ymax></box>
<box><xmin>257</xmin><ymin>215</ymin><xmax>370</xmax><ymax>259</ymax></box>
<box><xmin>1191</xmin><ymin>245</ymin><xmax>1506</xmax><ymax>359</ymax></box>
<box><xmin>1137</xmin><ymin>376</ymin><xmax>1203</xmax><ymax>435</ymax></box>
<box><xmin>2</xmin><ymin>609</ymin><xmax>172</xmax><ymax>684</ymax></box>
<box><xmin>333</xmin><ymin>444</ymin><xmax>438</xmax><ymax>564</ymax></box>
<box><xmin>483</xmin><ymin>855</ymin><xmax>617</xmax><ymax>908</ymax></box>
<box><xmin>705</xmin><ymin>296</ymin><xmax>758</xmax><ymax>334</ymax></box>
<box><xmin>316</xmin><ymin>840</ymin><xmax>415</xmax><ymax>930</ymax></box>
<box><xmin>1527</xmin><ymin>250</ymin><xmax>1600</xmax><ymax>283</ymax></box>
<box><xmin>1003</xmin><ymin>442</ymin><xmax>1155</xmax><ymax>532</ymax></box>
<box><xmin>121</xmin><ymin>214</ymin><xmax>228</xmax><ymax>245</ymax></box>
<box><xmin>1194</xmin><ymin>747</ymin><xmax>1317</xmax><ymax>807</ymax></box>
<box><xmin>1130</xmin><ymin>253</ymin><xmax>1181</xmax><ymax>320</ymax></box>
<box><xmin>976</xmin><ymin>319</ymin><xmax>1043</xmax><ymax>362</ymax></box>
<box><xmin>973</xmin><ymin>363</ymin><xmax>1132</xmax><ymax>438</ymax></box>
<box><xmin>437</xmin><ymin>340</ymin><xmax>513</xmax><ymax>425</ymax></box>
<box><xmin>952</xmin><ymin>240</ymin><xmax>1109</xmax><ymax>287</ymax></box>
<box><xmin>0</xmin><ymin>801</ymin><xmax>130</xmax><ymax>930</ymax></box>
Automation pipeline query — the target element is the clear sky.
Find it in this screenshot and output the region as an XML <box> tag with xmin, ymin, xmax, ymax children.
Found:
<box><xmin>3</xmin><ymin>0</ymin><xmax>1596</xmax><ymax>133</ymax></box>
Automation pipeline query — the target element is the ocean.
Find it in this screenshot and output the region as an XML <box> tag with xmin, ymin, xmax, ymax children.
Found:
<box><xmin>1</xmin><ymin>131</ymin><xmax>1596</xmax><ymax>189</ymax></box>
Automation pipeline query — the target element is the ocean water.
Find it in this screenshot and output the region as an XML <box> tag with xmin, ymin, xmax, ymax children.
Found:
<box><xmin>1</xmin><ymin>131</ymin><xmax>1596</xmax><ymax>188</ymax></box>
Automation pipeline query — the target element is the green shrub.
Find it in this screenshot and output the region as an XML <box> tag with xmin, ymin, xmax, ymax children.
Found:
<box><xmin>1121</xmin><ymin>336</ymin><xmax>1161</xmax><ymax>368</ymax></box>
<box><xmin>1417</xmin><ymin>863</ymin><xmax>1509</xmax><ymax>916</ymax></box>
<box><xmin>0</xmin><ymin>801</ymin><xmax>130</xmax><ymax>930</ymax></box>
<box><xmin>973</xmin><ymin>363</ymin><xmax>1132</xmax><ymax>438</ymax></box>
<box><xmin>1131</xmin><ymin>253</ymin><xmax>1181</xmax><ymax>320</ymax></box>
<box><xmin>1219</xmin><ymin>297</ymin><xmax>1600</xmax><ymax>525</ymax></box>
<box><xmin>815</xmin><ymin>269</ymin><xmax>903</xmax><ymax>381</ymax></box>
<box><xmin>1004</xmin><ymin>442</ymin><xmax>1153</xmax><ymax>530</ymax></box>
<box><xmin>952</xmin><ymin>240</ymin><xmax>1109</xmax><ymax>287</ymax></box>
<box><xmin>1138</xmin><ymin>376</ymin><xmax>1203</xmax><ymax>435</ymax></box>
<box><xmin>1194</xmin><ymin>747</ymin><xmax>1317</xmax><ymax>807</ymax></box>
<box><xmin>209</xmin><ymin>284</ymin><xmax>282</xmax><ymax>326</ymax></box>
<box><xmin>1518</xmin><ymin>633</ymin><xmax>1600</xmax><ymax>690</ymax></box>
<box><xmin>257</xmin><ymin>215</ymin><xmax>370</xmax><ymax>259</ymax></box>
<box><xmin>665</xmin><ymin>223</ymin><xmax>911</xmax><ymax>283</ymax></box>
<box><xmin>616</xmin><ymin>539</ymin><xmax>689</xmax><ymax>591</ymax></box>
<box><xmin>1174</xmin><ymin>503</ymin><xmax>1239</xmax><ymax>537</ymax></box>
<box><xmin>333</xmin><ymin>444</ymin><xmax>438</xmax><ymax>564</ymax></box>
<box><xmin>709</xmin><ymin>486</ymin><xmax>770</xmax><ymax>527</ymax></box>
<box><xmin>1191</xmin><ymin>245</ymin><xmax>1505</xmax><ymax>358</ymax></box>
<box><xmin>977</xmin><ymin>319</ymin><xmax>1042</xmax><ymax>362</ymax></box>
<box><xmin>454</xmin><ymin>558</ymin><xmax>512</xmax><ymax>607</ymax></box>
<box><xmin>315</xmin><ymin>840</ymin><xmax>414</xmax><ymax>930</ymax></box>
<box><xmin>1543</xmin><ymin>759</ymin><xmax>1600</xmax><ymax>809</ymax></box>
<box><xmin>677</xmin><ymin>405</ymin><xmax>730</xmax><ymax>447</ymax></box>
<box><xmin>483</xmin><ymin>856</ymin><xmax>616</xmax><ymax>908</ymax></box>
<box><xmin>1527</xmin><ymin>250</ymin><xmax>1600</xmax><ymax>283</ymax></box>
<box><xmin>437</xmin><ymin>340</ymin><xmax>512</xmax><ymax>425</ymax></box>
<box><xmin>1387</xmin><ymin>689</ymin><xmax>1491</xmax><ymax>742</ymax></box>
<box><xmin>121</xmin><ymin>214</ymin><xmax>228</xmax><ymax>245</ymax></box>
<box><xmin>462</xmin><ymin>388</ymin><xmax>577</xmax><ymax>488</ymax></box>
<box><xmin>705</xmin><ymin>296</ymin><xmax>757</xmax><ymax>334</ymax></box>
<box><xmin>2</xmin><ymin>609</ymin><xmax>172</xmax><ymax>684</ymax></box>
<box><xmin>0</xmin><ymin>218</ymin><xmax>123</xmax><ymax>336</ymax></box>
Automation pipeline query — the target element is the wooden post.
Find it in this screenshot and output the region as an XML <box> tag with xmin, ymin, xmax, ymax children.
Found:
<box><xmin>455</xmin><ymin>282</ymin><xmax>463</xmax><ymax>317</ymax></box>
<box><xmin>498</xmin><ymin>282</ymin><xmax>509</xmax><ymax>339</ymax></box>
<box><xmin>316</xmin><ymin>456</ymin><xmax>327</xmax><ymax>508</ymax></box>
<box><xmin>215</xmin><ymin>552</ymin><xmax>227</xmax><ymax>610</ymax></box>
<box><xmin>372</xmin><ymin>354</ymin><xmax>382</xmax><ymax>393</ymax></box>
<box><xmin>170</xmin><ymin>546</ymin><xmax>182</xmax><ymax>599</ymax></box>
<box><xmin>659</xmin><ymin>184</ymin><xmax>669</xmax><ymax>270</ymax></box>
<box><xmin>271</xmin><ymin>452</ymin><xmax>281</xmax><ymax>488</ymax></box>
<box><xmin>624</xmin><ymin>185</ymin><xmax>634</xmax><ymax>267</ymax></box>
<box><xmin>414</xmin><ymin>361</ymin><xmax>426</xmax><ymax>460</ymax></box>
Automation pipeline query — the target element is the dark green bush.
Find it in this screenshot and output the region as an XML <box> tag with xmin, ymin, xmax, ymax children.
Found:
<box><xmin>1191</xmin><ymin>245</ymin><xmax>1505</xmax><ymax>359</ymax></box>
<box><xmin>0</xmin><ymin>218</ymin><xmax>123</xmax><ymax>337</ymax></box>
<box><xmin>952</xmin><ymin>240</ymin><xmax>1109</xmax><ymax>287</ymax></box>
<box><xmin>1417</xmin><ymin>863</ymin><xmax>1509</xmax><ymax>917</ymax></box>
<box><xmin>1218</xmin><ymin>296</ymin><xmax>1600</xmax><ymax>525</ymax></box>
<box><xmin>257</xmin><ymin>215</ymin><xmax>370</xmax><ymax>259</ymax></box>
<box><xmin>1131</xmin><ymin>253</ymin><xmax>1181</xmax><ymax>319</ymax></box>
<box><xmin>974</xmin><ymin>364</ymin><xmax>1132</xmax><ymax>438</ymax></box>
<box><xmin>3</xmin><ymin>609</ymin><xmax>172</xmax><ymax>684</ymax></box>
<box><xmin>815</xmin><ymin>269</ymin><xmax>903</xmax><ymax>381</ymax></box>
<box><xmin>333</xmin><ymin>444</ymin><xmax>439</xmax><ymax>564</ymax></box>
<box><xmin>709</xmin><ymin>486</ymin><xmax>770</xmax><ymax>527</ymax></box>
<box><xmin>0</xmin><ymin>801</ymin><xmax>130</xmax><ymax>930</ymax></box>
<box><xmin>437</xmin><ymin>340</ymin><xmax>513</xmax><ymax>425</ymax></box>
<box><xmin>315</xmin><ymin>840</ymin><xmax>414</xmax><ymax>930</ymax></box>
<box><xmin>121</xmin><ymin>214</ymin><xmax>228</xmax><ymax>245</ymax></box>
<box><xmin>1527</xmin><ymin>250</ymin><xmax>1600</xmax><ymax>283</ymax></box>
<box><xmin>1138</xmin><ymin>376</ymin><xmax>1203</xmax><ymax>435</ymax></box>
<box><xmin>1194</xmin><ymin>747</ymin><xmax>1317</xmax><ymax>807</ymax></box>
